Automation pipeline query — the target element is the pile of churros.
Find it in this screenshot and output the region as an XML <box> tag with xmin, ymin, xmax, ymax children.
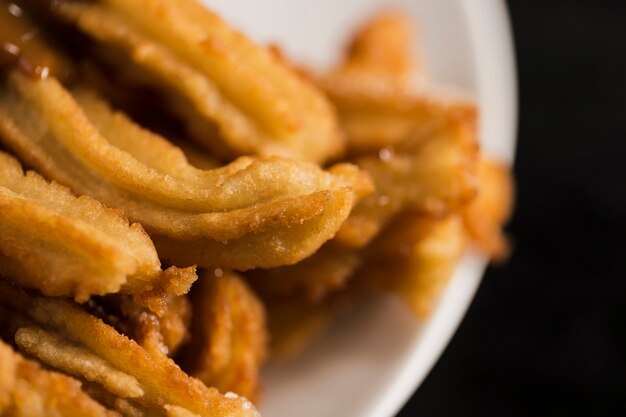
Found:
<box><xmin>0</xmin><ymin>0</ymin><xmax>512</xmax><ymax>415</ymax></box>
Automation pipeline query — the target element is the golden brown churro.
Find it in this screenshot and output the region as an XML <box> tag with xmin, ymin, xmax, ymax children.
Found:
<box><xmin>0</xmin><ymin>2</ymin><xmax>513</xmax><ymax>413</ymax></box>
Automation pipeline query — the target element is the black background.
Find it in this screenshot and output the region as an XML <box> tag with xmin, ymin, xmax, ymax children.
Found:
<box><xmin>399</xmin><ymin>1</ymin><xmax>626</xmax><ymax>416</ymax></box>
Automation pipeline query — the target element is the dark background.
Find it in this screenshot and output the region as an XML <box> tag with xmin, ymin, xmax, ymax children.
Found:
<box><xmin>399</xmin><ymin>1</ymin><xmax>626</xmax><ymax>416</ymax></box>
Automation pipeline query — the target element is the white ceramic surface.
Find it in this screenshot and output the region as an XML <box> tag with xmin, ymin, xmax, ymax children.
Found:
<box><xmin>200</xmin><ymin>1</ymin><xmax>517</xmax><ymax>416</ymax></box>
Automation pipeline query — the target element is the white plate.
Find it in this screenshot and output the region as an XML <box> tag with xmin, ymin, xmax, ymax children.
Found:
<box><xmin>200</xmin><ymin>1</ymin><xmax>517</xmax><ymax>416</ymax></box>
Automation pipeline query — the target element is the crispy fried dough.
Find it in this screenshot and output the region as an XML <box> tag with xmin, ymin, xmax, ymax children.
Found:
<box><xmin>16</xmin><ymin>327</ymin><xmax>145</xmax><ymax>399</ymax></box>
<box><xmin>0</xmin><ymin>72</ymin><xmax>370</xmax><ymax>270</ymax></box>
<box><xmin>0</xmin><ymin>281</ymin><xmax>260</xmax><ymax>417</ymax></box>
<box><xmin>88</xmin><ymin>294</ymin><xmax>192</xmax><ymax>358</ymax></box>
<box><xmin>316</xmin><ymin>9</ymin><xmax>475</xmax><ymax>155</ymax></box>
<box><xmin>336</xmin><ymin>118</ymin><xmax>479</xmax><ymax>248</ymax></box>
<box><xmin>355</xmin><ymin>215</ymin><xmax>467</xmax><ymax>318</ymax></box>
<box><xmin>0</xmin><ymin>7</ymin><xmax>514</xmax><ymax>411</ymax></box>
<box><xmin>180</xmin><ymin>271</ymin><xmax>267</xmax><ymax>402</ymax></box>
<box><xmin>150</xmin><ymin>183</ymin><xmax>360</xmax><ymax>271</ymax></box>
<box><xmin>320</xmin><ymin>71</ymin><xmax>478</xmax><ymax>155</ymax></box>
<box><xmin>320</xmin><ymin>10</ymin><xmax>479</xmax><ymax>247</ymax></box>
<box><xmin>245</xmin><ymin>11</ymin><xmax>480</xmax><ymax>304</ymax></box>
<box><xmin>342</xmin><ymin>11</ymin><xmax>416</xmax><ymax>81</ymax></box>
<box><xmin>247</xmin><ymin>244</ymin><xmax>361</xmax><ymax>303</ymax></box>
<box><xmin>266</xmin><ymin>297</ymin><xmax>335</xmax><ymax>360</ymax></box>
<box><xmin>248</xmin><ymin>143</ymin><xmax>506</xmax><ymax>334</ymax></box>
<box><xmin>0</xmin><ymin>151</ymin><xmax>196</xmax><ymax>302</ymax></box>
<box><xmin>245</xmin><ymin>108</ymin><xmax>478</xmax><ymax>306</ymax></box>
<box><xmin>462</xmin><ymin>158</ymin><xmax>514</xmax><ymax>260</ymax></box>
<box><xmin>0</xmin><ymin>340</ymin><xmax>15</xmax><ymax>414</ymax></box>
<box><xmin>52</xmin><ymin>0</ymin><xmax>343</xmax><ymax>163</ymax></box>
<box><xmin>0</xmin><ymin>339</ymin><xmax>120</xmax><ymax>417</ymax></box>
